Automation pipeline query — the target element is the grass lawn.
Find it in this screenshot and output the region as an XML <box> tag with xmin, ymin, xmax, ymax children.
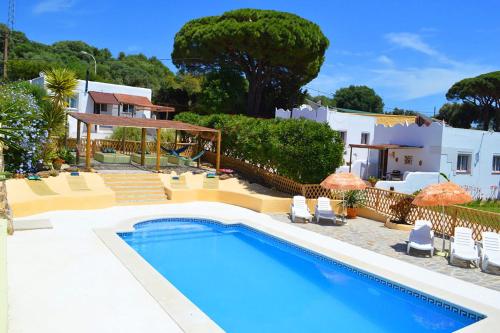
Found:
<box><xmin>461</xmin><ymin>200</ymin><xmax>500</xmax><ymax>213</ymax></box>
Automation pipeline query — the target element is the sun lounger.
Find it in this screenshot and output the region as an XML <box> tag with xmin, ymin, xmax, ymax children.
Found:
<box><xmin>407</xmin><ymin>220</ymin><xmax>434</xmax><ymax>257</ymax></box>
<box><xmin>203</xmin><ymin>173</ymin><xmax>219</xmax><ymax>189</ymax></box>
<box><xmin>450</xmin><ymin>227</ymin><xmax>479</xmax><ymax>267</ymax></box>
<box><xmin>25</xmin><ymin>179</ymin><xmax>57</xmax><ymax>196</ymax></box>
<box><xmin>66</xmin><ymin>174</ymin><xmax>90</xmax><ymax>191</ymax></box>
<box><xmin>94</xmin><ymin>152</ymin><xmax>132</xmax><ymax>164</ymax></box>
<box><xmin>314</xmin><ymin>197</ymin><xmax>336</xmax><ymax>223</ymax></box>
<box><xmin>170</xmin><ymin>175</ymin><xmax>188</xmax><ymax>189</ymax></box>
<box><xmin>480</xmin><ymin>232</ymin><xmax>500</xmax><ymax>273</ymax></box>
<box><xmin>291</xmin><ymin>196</ymin><xmax>312</xmax><ymax>223</ymax></box>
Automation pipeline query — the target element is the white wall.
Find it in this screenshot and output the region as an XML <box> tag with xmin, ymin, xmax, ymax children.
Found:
<box><xmin>376</xmin><ymin>172</ymin><xmax>441</xmax><ymax>194</ymax></box>
<box><xmin>373</xmin><ymin>122</ymin><xmax>443</xmax><ymax>175</ymax></box>
<box><xmin>441</xmin><ymin>127</ymin><xmax>500</xmax><ymax>199</ymax></box>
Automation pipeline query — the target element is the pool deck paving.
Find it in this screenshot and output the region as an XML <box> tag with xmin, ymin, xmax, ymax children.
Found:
<box><xmin>268</xmin><ymin>213</ymin><xmax>500</xmax><ymax>292</ymax></box>
<box><xmin>6</xmin><ymin>202</ymin><xmax>500</xmax><ymax>333</ymax></box>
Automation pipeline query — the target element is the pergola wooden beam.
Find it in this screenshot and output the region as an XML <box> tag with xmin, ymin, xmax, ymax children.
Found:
<box><xmin>68</xmin><ymin>112</ymin><xmax>221</xmax><ymax>172</ymax></box>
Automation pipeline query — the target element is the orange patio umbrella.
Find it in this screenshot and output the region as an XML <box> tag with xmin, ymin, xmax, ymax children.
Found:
<box><xmin>320</xmin><ymin>173</ymin><xmax>367</xmax><ymax>223</ymax></box>
<box><xmin>413</xmin><ymin>182</ymin><xmax>472</xmax><ymax>253</ymax></box>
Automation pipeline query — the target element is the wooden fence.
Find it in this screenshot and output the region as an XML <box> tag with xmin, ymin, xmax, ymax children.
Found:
<box><xmin>66</xmin><ymin>138</ymin><xmax>197</xmax><ymax>157</ymax></box>
<box><xmin>204</xmin><ymin>151</ymin><xmax>500</xmax><ymax>241</ymax></box>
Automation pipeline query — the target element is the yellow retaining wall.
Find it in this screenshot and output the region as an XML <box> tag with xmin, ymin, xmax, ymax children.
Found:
<box><xmin>0</xmin><ymin>219</ymin><xmax>7</xmax><ymax>333</ymax></box>
<box><xmin>6</xmin><ymin>173</ymin><xmax>116</xmax><ymax>218</ymax></box>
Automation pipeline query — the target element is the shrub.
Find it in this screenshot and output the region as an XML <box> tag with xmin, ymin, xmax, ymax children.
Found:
<box><xmin>0</xmin><ymin>82</ymin><xmax>48</xmax><ymax>173</ymax></box>
<box><xmin>111</xmin><ymin>127</ymin><xmax>176</xmax><ymax>143</ymax></box>
<box><xmin>175</xmin><ymin>112</ymin><xmax>344</xmax><ymax>183</ymax></box>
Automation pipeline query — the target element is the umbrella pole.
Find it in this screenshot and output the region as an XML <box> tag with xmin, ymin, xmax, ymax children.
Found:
<box><xmin>441</xmin><ymin>205</ymin><xmax>446</xmax><ymax>252</ymax></box>
<box><xmin>435</xmin><ymin>205</ymin><xmax>447</xmax><ymax>257</ymax></box>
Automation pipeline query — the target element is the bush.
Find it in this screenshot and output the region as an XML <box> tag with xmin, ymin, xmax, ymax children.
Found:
<box><xmin>175</xmin><ymin>112</ymin><xmax>344</xmax><ymax>183</ymax></box>
<box><xmin>110</xmin><ymin>127</ymin><xmax>176</xmax><ymax>143</ymax></box>
<box><xmin>0</xmin><ymin>82</ymin><xmax>48</xmax><ymax>173</ymax></box>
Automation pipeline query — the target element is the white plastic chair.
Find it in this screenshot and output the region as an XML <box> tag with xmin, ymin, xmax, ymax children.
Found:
<box><xmin>290</xmin><ymin>196</ymin><xmax>312</xmax><ymax>223</ymax></box>
<box><xmin>407</xmin><ymin>220</ymin><xmax>434</xmax><ymax>257</ymax></box>
<box><xmin>450</xmin><ymin>227</ymin><xmax>479</xmax><ymax>267</ymax></box>
<box><xmin>314</xmin><ymin>197</ymin><xmax>336</xmax><ymax>224</ymax></box>
<box><xmin>480</xmin><ymin>232</ymin><xmax>500</xmax><ymax>273</ymax></box>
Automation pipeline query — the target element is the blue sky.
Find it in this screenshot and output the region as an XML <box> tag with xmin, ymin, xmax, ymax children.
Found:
<box><xmin>7</xmin><ymin>0</ymin><xmax>500</xmax><ymax>115</ymax></box>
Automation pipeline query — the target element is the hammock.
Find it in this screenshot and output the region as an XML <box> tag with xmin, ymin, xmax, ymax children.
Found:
<box><xmin>175</xmin><ymin>150</ymin><xmax>206</xmax><ymax>163</ymax></box>
<box><xmin>161</xmin><ymin>145</ymin><xmax>189</xmax><ymax>155</ymax></box>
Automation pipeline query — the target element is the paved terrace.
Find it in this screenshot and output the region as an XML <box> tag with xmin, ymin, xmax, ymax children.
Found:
<box><xmin>268</xmin><ymin>214</ymin><xmax>500</xmax><ymax>291</ymax></box>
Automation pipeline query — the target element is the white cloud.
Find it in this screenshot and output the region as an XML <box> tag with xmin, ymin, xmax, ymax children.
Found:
<box><xmin>385</xmin><ymin>32</ymin><xmax>437</xmax><ymax>56</ymax></box>
<box><xmin>376</xmin><ymin>55</ymin><xmax>393</xmax><ymax>66</ymax></box>
<box><xmin>370</xmin><ymin>64</ymin><xmax>493</xmax><ymax>100</ymax></box>
<box><xmin>385</xmin><ymin>32</ymin><xmax>462</xmax><ymax>67</ymax></box>
<box><xmin>33</xmin><ymin>0</ymin><xmax>76</xmax><ymax>14</ymax></box>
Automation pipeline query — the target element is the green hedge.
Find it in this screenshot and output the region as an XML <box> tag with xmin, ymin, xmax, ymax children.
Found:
<box><xmin>175</xmin><ymin>113</ymin><xmax>344</xmax><ymax>183</ymax></box>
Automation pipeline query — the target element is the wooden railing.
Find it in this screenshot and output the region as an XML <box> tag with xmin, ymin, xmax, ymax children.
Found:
<box><xmin>66</xmin><ymin>138</ymin><xmax>197</xmax><ymax>157</ymax></box>
<box><xmin>204</xmin><ymin>151</ymin><xmax>500</xmax><ymax>240</ymax></box>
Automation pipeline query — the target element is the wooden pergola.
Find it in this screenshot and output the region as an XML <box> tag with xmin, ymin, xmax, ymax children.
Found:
<box><xmin>68</xmin><ymin>112</ymin><xmax>221</xmax><ymax>172</ymax></box>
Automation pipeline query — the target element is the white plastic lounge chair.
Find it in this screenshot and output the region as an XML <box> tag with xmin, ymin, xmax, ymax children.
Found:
<box><xmin>315</xmin><ymin>197</ymin><xmax>336</xmax><ymax>223</ymax></box>
<box><xmin>480</xmin><ymin>232</ymin><xmax>500</xmax><ymax>273</ymax></box>
<box><xmin>291</xmin><ymin>196</ymin><xmax>312</xmax><ymax>223</ymax></box>
<box><xmin>450</xmin><ymin>227</ymin><xmax>479</xmax><ymax>267</ymax></box>
<box><xmin>407</xmin><ymin>220</ymin><xmax>434</xmax><ymax>257</ymax></box>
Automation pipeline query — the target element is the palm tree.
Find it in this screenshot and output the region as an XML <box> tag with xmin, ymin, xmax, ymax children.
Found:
<box><xmin>43</xmin><ymin>68</ymin><xmax>78</xmax><ymax>144</ymax></box>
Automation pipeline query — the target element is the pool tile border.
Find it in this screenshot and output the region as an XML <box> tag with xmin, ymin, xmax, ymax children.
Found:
<box><xmin>129</xmin><ymin>217</ymin><xmax>485</xmax><ymax>323</ymax></box>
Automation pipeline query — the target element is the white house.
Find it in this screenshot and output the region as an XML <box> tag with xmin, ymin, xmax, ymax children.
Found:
<box><xmin>30</xmin><ymin>75</ymin><xmax>174</xmax><ymax>139</ymax></box>
<box><xmin>276</xmin><ymin>106</ymin><xmax>500</xmax><ymax>198</ymax></box>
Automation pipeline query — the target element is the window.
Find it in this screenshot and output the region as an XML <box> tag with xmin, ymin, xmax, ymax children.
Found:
<box><xmin>122</xmin><ymin>104</ymin><xmax>135</xmax><ymax>114</ymax></box>
<box><xmin>456</xmin><ymin>154</ymin><xmax>471</xmax><ymax>173</ymax></box>
<box><xmin>67</xmin><ymin>96</ymin><xmax>78</xmax><ymax>109</ymax></box>
<box><xmin>361</xmin><ymin>132</ymin><xmax>369</xmax><ymax>144</ymax></box>
<box><xmin>338</xmin><ymin>131</ymin><xmax>347</xmax><ymax>144</ymax></box>
<box><xmin>93</xmin><ymin>103</ymin><xmax>108</xmax><ymax>114</ymax></box>
<box><xmin>404</xmin><ymin>155</ymin><xmax>413</xmax><ymax>165</ymax></box>
<box><xmin>493</xmin><ymin>155</ymin><xmax>500</xmax><ymax>173</ymax></box>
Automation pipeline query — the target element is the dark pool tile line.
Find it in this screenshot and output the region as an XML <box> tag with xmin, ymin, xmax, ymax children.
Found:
<box><xmin>123</xmin><ymin>217</ymin><xmax>486</xmax><ymax>322</ymax></box>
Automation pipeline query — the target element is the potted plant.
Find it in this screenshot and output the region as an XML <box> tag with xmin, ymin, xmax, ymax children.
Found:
<box><xmin>52</xmin><ymin>157</ymin><xmax>65</xmax><ymax>170</ymax></box>
<box><xmin>342</xmin><ymin>190</ymin><xmax>366</xmax><ymax>218</ymax></box>
<box><xmin>368</xmin><ymin>176</ymin><xmax>378</xmax><ymax>187</ymax></box>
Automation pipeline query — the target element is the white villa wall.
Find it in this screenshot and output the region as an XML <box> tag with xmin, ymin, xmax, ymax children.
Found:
<box><xmin>440</xmin><ymin>127</ymin><xmax>500</xmax><ymax>198</ymax></box>
<box><xmin>276</xmin><ymin>107</ymin><xmax>377</xmax><ymax>176</ymax></box>
<box><xmin>31</xmin><ymin>76</ymin><xmax>152</xmax><ymax>139</ymax></box>
<box><xmin>374</xmin><ymin>122</ymin><xmax>443</xmax><ymax>174</ymax></box>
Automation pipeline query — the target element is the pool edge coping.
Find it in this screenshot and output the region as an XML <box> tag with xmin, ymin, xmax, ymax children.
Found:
<box><xmin>95</xmin><ymin>212</ymin><xmax>500</xmax><ymax>333</ymax></box>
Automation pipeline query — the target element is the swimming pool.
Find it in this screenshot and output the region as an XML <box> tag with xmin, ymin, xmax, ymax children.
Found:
<box><xmin>119</xmin><ymin>217</ymin><xmax>484</xmax><ymax>333</ymax></box>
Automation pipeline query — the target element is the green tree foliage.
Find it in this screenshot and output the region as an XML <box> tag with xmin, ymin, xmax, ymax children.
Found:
<box><xmin>196</xmin><ymin>70</ymin><xmax>247</xmax><ymax>114</ymax></box>
<box><xmin>172</xmin><ymin>9</ymin><xmax>329</xmax><ymax>117</ymax></box>
<box><xmin>446</xmin><ymin>71</ymin><xmax>500</xmax><ymax>131</ymax></box>
<box><xmin>0</xmin><ymin>25</ymin><xmax>176</xmax><ymax>102</ymax></box>
<box><xmin>387</xmin><ymin>107</ymin><xmax>418</xmax><ymax>116</ymax></box>
<box><xmin>175</xmin><ymin>112</ymin><xmax>344</xmax><ymax>183</ymax></box>
<box><xmin>435</xmin><ymin>103</ymin><xmax>475</xmax><ymax>129</ymax></box>
<box><xmin>332</xmin><ymin>85</ymin><xmax>384</xmax><ymax>113</ymax></box>
<box><xmin>307</xmin><ymin>94</ymin><xmax>334</xmax><ymax>107</ymax></box>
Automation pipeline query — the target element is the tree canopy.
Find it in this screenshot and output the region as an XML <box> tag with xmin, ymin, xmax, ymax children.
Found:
<box><xmin>172</xmin><ymin>9</ymin><xmax>329</xmax><ymax>117</ymax></box>
<box><xmin>332</xmin><ymin>85</ymin><xmax>384</xmax><ymax>113</ymax></box>
<box><xmin>446</xmin><ymin>71</ymin><xmax>500</xmax><ymax>131</ymax></box>
<box><xmin>435</xmin><ymin>103</ymin><xmax>475</xmax><ymax>129</ymax></box>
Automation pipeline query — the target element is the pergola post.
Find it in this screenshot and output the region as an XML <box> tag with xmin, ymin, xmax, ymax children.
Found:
<box><xmin>174</xmin><ymin>130</ymin><xmax>178</xmax><ymax>150</ymax></box>
<box><xmin>140</xmin><ymin>128</ymin><xmax>146</xmax><ymax>166</ymax></box>
<box><xmin>76</xmin><ymin>119</ymin><xmax>81</xmax><ymax>165</ymax></box>
<box><xmin>349</xmin><ymin>146</ymin><xmax>353</xmax><ymax>172</ymax></box>
<box><xmin>121</xmin><ymin>128</ymin><xmax>126</xmax><ymax>154</ymax></box>
<box><xmin>156</xmin><ymin>128</ymin><xmax>161</xmax><ymax>172</ymax></box>
<box><xmin>197</xmin><ymin>136</ymin><xmax>201</xmax><ymax>168</ymax></box>
<box><xmin>86</xmin><ymin>123</ymin><xmax>92</xmax><ymax>171</ymax></box>
<box><xmin>216</xmin><ymin>130</ymin><xmax>221</xmax><ymax>172</ymax></box>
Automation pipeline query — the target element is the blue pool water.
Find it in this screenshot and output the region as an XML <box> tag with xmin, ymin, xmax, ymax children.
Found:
<box><xmin>119</xmin><ymin>218</ymin><xmax>483</xmax><ymax>333</ymax></box>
